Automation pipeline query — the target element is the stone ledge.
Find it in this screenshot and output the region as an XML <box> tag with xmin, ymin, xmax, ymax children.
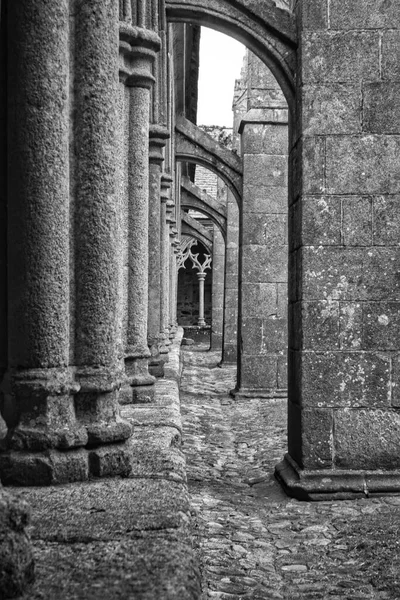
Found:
<box><xmin>231</xmin><ymin>386</ymin><xmax>287</xmax><ymax>399</ymax></box>
<box><xmin>275</xmin><ymin>453</ymin><xmax>400</xmax><ymax>501</ymax></box>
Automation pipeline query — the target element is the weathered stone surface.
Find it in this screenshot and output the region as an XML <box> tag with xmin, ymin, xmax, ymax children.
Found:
<box><xmin>363</xmin><ymin>82</ymin><xmax>400</xmax><ymax>134</ymax></box>
<box><xmin>242</xmin><ymin>246</ymin><xmax>287</xmax><ymax>283</ymax></box>
<box><xmin>335</xmin><ymin>409</ymin><xmax>400</xmax><ymax>470</ymax></box>
<box><xmin>0</xmin><ymin>487</ymin><xmax>34</xmax><ymax>599</ymax></box>
<box><xmin>243</xmin><ymin>213</ymin><xmax>287</xmax><ymax>246</ymax></box>
<box><xmin>342</xmin><ymin>196</ymin><xmax>373</xmax><ymax>246</ymax></box>
<box><xmin>373</xmin><ymin>195</ymin><xmax>400</xmax><ymax>245</ymax></box>
<box><xmin>293</xmin><ymin>196</ymin><xmax>342</xmax><ymax>247</ymax></box>
<box><xmin>300</xmin><ymin>351</ymin><xmax>391</xmax><ymax>408</ymax></box>
<box><xmin>326</xmin><ymin>135</ymin><xmax>400</xmax><ymax>195</ymax></box>
<box><xmin>382</xmin><ymin>30</ymin><xmax>400</xmax><ymax>80</ymax></box>
<box><xmin>244</xmin><ymin>154</ymin><xmax>287</xmax><ymax>189</ymax></box>
<box><xmin>302</xmin><ymin>32</ymin><xmax>380</xmax><ymax>84</ymax></box>
<box><xmin>302</xmin><ymin>84</ymin><xmax>361</xmax><ymax>135</ymax></box>
<box><xmin>301</xmin><ymin>246</ymin><xmax>400</xmax><ymax>302</ymax></box>
<box><xmin>288</xmin><ymin>402</ymin><xmax>333</xmax><ymax>469</ymax></box>
<box><xmin>181</xmin><ymin>348</ymin><xmax>400</xmax><ymax>595</ymax></box>
<box><xmin>329</xmin><ymin>0</ymin><xmax>400</xmax><ymax>30</ymax></box>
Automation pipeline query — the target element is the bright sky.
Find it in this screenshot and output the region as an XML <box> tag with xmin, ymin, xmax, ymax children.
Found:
<box><xmin>197</xmin><ymin>27</ymin><xmax>245</xmax><ymax>127</ymax></box>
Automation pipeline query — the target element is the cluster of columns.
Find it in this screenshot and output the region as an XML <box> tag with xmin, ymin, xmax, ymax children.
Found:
<box><xmin>0</xmin><ymin>0</ymin><xmax>181</xmax><ymax>485</ymax></box>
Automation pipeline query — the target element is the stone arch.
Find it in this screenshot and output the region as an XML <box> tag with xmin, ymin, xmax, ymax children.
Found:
<box><xmin>176</xmin><ymin>116</ymin><xmax>243</xmax><ymax>207</ymax></box>
<box><xmin>181</xmin><ymin>177</ymin><xmax>227</xmax><ymax>240</ymax></box>
<box><xmin>181</xmin><ymin>212</ymin><xmax>213</xmax><ymax>253</ymax></box>
<box><xmin>166</xmin><ymin>0</ymin><xmax>296</xmax><ymax>109</ymax></box>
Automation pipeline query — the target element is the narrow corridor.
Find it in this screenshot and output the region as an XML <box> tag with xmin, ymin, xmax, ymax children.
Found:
<box><xmin>180</xmin><ymin>347</ymin><xmax>400</xmax><ymax>600</ymax></box>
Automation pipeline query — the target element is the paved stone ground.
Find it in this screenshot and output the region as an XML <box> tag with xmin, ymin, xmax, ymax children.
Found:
<box><xmin>181</xmin><ymin>346</ymin><xmax>400</xmax><ymax>600</ymax></box>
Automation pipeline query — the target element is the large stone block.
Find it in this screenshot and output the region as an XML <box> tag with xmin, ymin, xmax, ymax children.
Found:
<box><xmin>288</xmin><ymin>402</ymin><xmax>333</xmax><ymax>469</ymax></box>
<box><xmin>261</xmin><ymin>318</ymin><xmax>286</xmax><ymax>354</ymax></box>
<box><xmin>302</xmin><ymin>31</ymin><xmax>380</xmax><ymax>84</ymax></box>
<box><xmin>382</xmin><ymin>31</ymin><xmax>400</xmax><ymax>81</ymax></box>
<box><xmin>301</xmin><ymin>351</ymin><xmax>391</xmax><ymax>408</ymax></box>
<box><xmin>339</xmin><ymin>302</ymin><xmax>363</xmax><ymax>350</ymax></box>
<box><xmin>241</xmin><ymin>355</ymin><xmax>278</xmax><ymax>390</ymax></box>
<box><xmin>241</xmin><ymin>283</ymin><xmax>277</xmax><ymax>318</ymax></box>
<box><xmin>277</xmin><ymin>283</ymin><xmax>287</xmax><ymax>318</ymax></box>
<box><xmin>298</xmin><ymin>196</ymin><xmax>342</xmax><ymax>247</ymax></box>
<box><xmin>301</xmin><ymin>300</ymin><xmax>340</xmax><ymax>351</ymax></box>
<box><xmin>301</xmin><ymin>246</ymin><xmax>400</xmax><ymax>302</ymax></box>
<box><xmin>243</xmin><ymin>154</ymin><xmax>287</xmax><ymax>188</ymax></box>
<box><xmin>291</xmin><ymin>136</ymin><xmax>325</xmax><ymax>198</ymax></box>
<box><xmin>298</xmin><ymin>0</ymin><xmax>328</xmax><ymax>30</ymax></box>
<box><xmin>334</xmin><ymin>409</ymin><xmax>400</xmax><ymax>470</ymax></box>
<box><xmin>325</xmin><ymin>135</ymin><xmax>400</xmax><ymax>195</ymax></box>
<box><xmin>243</xmin><ymin>184</ymin><xmax>287</xmax><ymax>213</ymax></box>
<box><xmin>363</xmin><ymin>82</ymin><xmax>400</xmax><ymax>134</ymax></box>
<box><xmin>373</xmin><ymin>195</ymin><xmax>400</xmax><ymax>245</ymax></box>
<box><xmin>243</xmin><ymin>213</ymin><xmax>287</xmax><ymax>246</ymax></box>
<box><xmin>342</xmin><ymin>196</ymin><xmax>372</xmax><ymax>246</ymax></box>
<box><xmin>241</xmin><ymin>124</ymin><xmax>288</xmax><ymax>155</ymax></box>
<box><xmin>242</xmin><ymin>246</ymin><xmax>287</xmax><ymax>284</ymax></box>
<box><xmin>362</xmin><ymin>302</ymin><xmax>400</xmax><ymax>351</ymax></box>
<box><xmin>302</xmin><ymin>84</ymin><xmax>361</xmax><ymax>135</ymax></box>
<box><xmin>329</xmin><ymin>0</ymin><xmax>400</xmax><ymax>30</ymax></box>
<box><xmin>241</xmin><ymin>317</ymin><xmax>262</xmax><ymax>352</ymax></box>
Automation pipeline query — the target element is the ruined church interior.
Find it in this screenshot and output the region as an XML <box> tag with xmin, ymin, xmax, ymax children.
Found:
<box><xmin>2</xmin><ymin>0</ymin><xmax>400</xmax><ymax>598</ymax></box>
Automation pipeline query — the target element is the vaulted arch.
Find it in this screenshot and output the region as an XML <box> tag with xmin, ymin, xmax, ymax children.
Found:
<box><xmin>181</xmin><ymin>176</ymin><xmax>227</xmax><ymax>239</ymax></box>
<box><xmin>175</xmin><ymin>116</ymin><xmax>243</xmax><ymax>207</ymax></box>
<box><xmin>166</xmin><ymin>0</ymin><xmax>297</xmax><ymax>109</ymax></box>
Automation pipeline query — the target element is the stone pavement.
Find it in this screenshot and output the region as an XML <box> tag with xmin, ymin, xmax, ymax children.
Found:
<box><xmin>181</xmin><ymin>346</ymin><xmax>400</xmax><ymax>600</ymax></box>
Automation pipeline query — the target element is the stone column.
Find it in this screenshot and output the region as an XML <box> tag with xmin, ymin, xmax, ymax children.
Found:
<box><xmin>211</xmin><ymin>226</ymin><xmax>225</xmax><ymax>351</ymax></box>
<box><xmin>169</xmin><ymin>223</ymin><xmax>178</xmax><ymax>337</ymax></box>
<box><xmin>197</xmin><ymin>273</ymin><xmax>207</xmax><ymax>327</ymax></box>
<box><xmin>276</xmin><ymin>0</ymin><xmax>400</xmax><ymax>500</ymax></box>
<box><xmin>222</xmin><ymin>190</ymin><xmax>239</xmax><ymax>364</ymax></box>
<box><xmin>148</xmin><ymin>125</ymin><xmax>169</xmax><ymax>376</ymax></box>
<box><xmin>1</xmin><ymin>0</ymin><xmax>88</xmax><ymax>484</ymax></box>
<box><xmin>166</xmin><ymin>183</ymin><xmax>175</xmax><ymax>339</ymax></box>
<box><xmin>73</xmin><ymin>0</ymin><xmax>132</xmax><ymax>476</ymax></box>
<box><xmin>119</xmin><ymin>24</ymin><xmax>160</xmax><ymax>403</ymax></box>
<box><xmin>160</xmin><ymin>174</ymin><xmax>172</xmax><ymax>349</ymax></box>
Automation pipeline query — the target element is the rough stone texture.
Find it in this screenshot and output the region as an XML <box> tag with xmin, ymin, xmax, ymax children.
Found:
<box><xmin>148</xmin><ymin>126</ymin><xmax>169</xmax><ymax>377</ymax></box>
<box><xmin>222</xmin><ymin>189</ymin><xmax>239</xmax><ymax>364</ymax></box>
<box><xmin>181</xmin><ymin>345</ymin><xmax>400</xmax><ymax>599</ymax></box>
<box><xmin>284</xmin><ymin>0</ymin><xmax>400</xmax><ymax>493</ymax></box>
<box><xmin>210</xmin><ymin>225</ymin><xmax>225</xmax><ymax>350</ymax></box>
<box><xmin>236</xmin><ymin>52</ymin><xmax>288</xmax><ymax>398</ymax></box>
<box><xmin>3</xmin><ymin>331</ymin><xmax>200</xmax><ymax>599</ymax></box>
<box><xmin>4</xmin><ymin>0</ymin><xmax>82</xmax><ymax>455</ymax></box>
<box><xmin>0</xmin><ymin>486</ymin><xmax>34</xmax><ymax>599</ymax></box>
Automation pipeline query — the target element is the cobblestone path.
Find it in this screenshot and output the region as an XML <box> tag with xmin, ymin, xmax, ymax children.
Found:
<box><xmin>181</xmin><ymin>347</ymin><xmax>400</xmax><ymax>600</ymax></box>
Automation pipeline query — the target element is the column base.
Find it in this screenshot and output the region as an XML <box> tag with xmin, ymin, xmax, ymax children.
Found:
<box><xmin>131</xmin><ymin>385</ymin><xmax>155</xmax><ymax>404</ymax></box>
<box><xmin>230</xmin><ymin>386</ymin><xmax>287</xmax><ymax>400</ymax></box>
<box><xmin>2</xmin><ymin>368</ymin><xmax>88</xmax><ymax>452</ymax></box>
<box><xmin>0</xmin><ymin>443</ymin><xmax>133</xmax><ymax>486</ymax></box>
<box><xmin>75</xmin><ymin>387</ymin><xmax>132</xmax><ymax>446</ymax></box>
<box><xmin>148</xmin><ymin>361</ymin><xmax>164</xmax><ymax>378</ymax></box>
<box><xmin>275</xmin><ymin>453</ymin><xmax>400</xmax><ymax>501</ymax></box>
<box><xmin>148</xmin><ymin>336</ymin><xmax>165</xmax><ymax>378</ymax></box>
<box><xmin>121</xmin><ymin>356</ymin><xmax>156</xmax><ymax>405</ymax></box>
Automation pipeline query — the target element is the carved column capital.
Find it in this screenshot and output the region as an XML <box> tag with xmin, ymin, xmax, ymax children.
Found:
<box><xmin>149</xmin><ymin>124</ymin><xmax>169</xmax><ymax>165</ymax></box>
<box><xmin>119</xmin><ymin>24</ymin><xmax>161</xmax><ymax>87</ymax></box>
